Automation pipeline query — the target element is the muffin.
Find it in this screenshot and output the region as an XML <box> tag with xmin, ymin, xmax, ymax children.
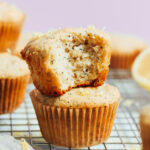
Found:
<box><xmin>30</xmin><ymin>84</ymin><xmax>120</xmax><ymax>148</ymax></box>
<box><xmin>14</xmin><ymin>32</ymin><xmax>42</xmax><ymax>83</ymax></box>
<box><xmin>14</xmin><ymin>32</ymin><xmax>43</xmax><ymax>57</ymax></box>
<box><xmin>110</xmin><ymin>33</ymin><xmax>147</xmax><ymax>69</ymax></box>
<box><xmin>21</xmin><ymin>26</ymin><xmax>111</xmax><ymax>96</ymax></box>
<box><xmin>14</xmin><ymin>32</ymin><xmax>35</xmax><ymax>57</ymax></box>
<box><xmin>140</xmin><ymin>105</ymin><xmax>150</xmax><ymax>150</ymax></box>
<box><xmin>14</xmin><ymin>32</ymin><xmax>35</xmax><ymax>83</ymax></box>
<box><xmin>0</xmin><ymin>53</ymin><xmax>30</xmax><ymax>114</ymax></box>
<box><xmin>0</xmin><ymin>2</ymin><xmax>25</xmax><ymax>52</ymax></box>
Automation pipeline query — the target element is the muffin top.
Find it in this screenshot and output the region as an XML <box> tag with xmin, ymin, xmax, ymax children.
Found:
<box><xmin>0</xmin><ymin>2</ymin><xmax>25</xmax><ymax>23</ymax></box>
<box><xmin>111</xmin><ymin>33</ymin><xmax>146</xmax><ymax>53</ymax></box>
<box><xmin>0</xmin><ymin>53</ymin><xmax>29</xmax><ymax>78</ymax></box>
<box><xmin>31</xmin><ymin>84</ymin><xmax>120</xmax><ymax>108</ymax></box>
<box><xmin>23</xmin><ymin>26</ymin><xmax>110</xmax><ymax>52</ymax></box>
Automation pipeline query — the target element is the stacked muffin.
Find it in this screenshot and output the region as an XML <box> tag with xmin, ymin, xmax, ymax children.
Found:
<box><xmin>21</xmin><ymin>27</ymin><xmax>121</xmax><ymax>148</ymax></box>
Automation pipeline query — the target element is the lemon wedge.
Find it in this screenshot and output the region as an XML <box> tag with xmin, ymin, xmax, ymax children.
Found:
<box><xmin>132</xmin><ymin>48</ymin><xmax>150</xmax><ymax>91</ymax></box>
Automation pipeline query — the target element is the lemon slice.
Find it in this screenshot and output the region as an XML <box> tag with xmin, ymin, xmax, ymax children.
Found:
<box><xmin>132</xmin><ymin>48</ymin><xmax>150</xmax><ymax>91</ymax></box>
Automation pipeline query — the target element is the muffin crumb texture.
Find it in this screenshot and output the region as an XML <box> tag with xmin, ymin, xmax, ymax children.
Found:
<box><xmin>22</xmin><ymin>27</ymin><xmax>111</xmax><ymax>96</ymax></box>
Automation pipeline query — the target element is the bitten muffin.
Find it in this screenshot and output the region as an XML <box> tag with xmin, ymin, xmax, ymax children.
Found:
<box><xmin>30</xmin><ymin>84</ymin><xmax>120</xmax><ymax>148</ymax></box>
<box><xmin>0</xmin><ymin>53</ymin><xmax>30</xmax><ymax>114</ymax></box>
<box><xmin>110</xmin><ymin>33</ymin><xmax>147</xmax><ymax>69</ymax></box>
<box><xmin>140</xmin><ymin>105</ymin><xmax>150</xmax><ymax>150</ymax></box>
<box><xmin>0</xmin><ymin>2</ymin><xmax>25</xmax><ymax>52</ymax></box>
<box><xmin>21</xmin><ymin>26</ymin><xmax>111</xmax><ymax>96</ymax></box>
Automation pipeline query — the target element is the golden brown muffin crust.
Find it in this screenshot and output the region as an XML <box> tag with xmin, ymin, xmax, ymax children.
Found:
<box><xmin>30</xmin><ymin>84</ymin><xmax>120</xmax><ymax>108</ymax></box>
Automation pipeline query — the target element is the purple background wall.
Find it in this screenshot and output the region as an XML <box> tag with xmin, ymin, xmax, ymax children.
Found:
<box><xmin>4</xmin><ymin>0</ymin><xmax>150</xmax><ymax>43</ymax></box>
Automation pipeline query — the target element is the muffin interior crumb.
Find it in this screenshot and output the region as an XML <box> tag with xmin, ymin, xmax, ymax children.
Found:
<box><xmin>48</xmin><ymin>32</ymin><xmax>106</xmax><ymax>90</ymax></box>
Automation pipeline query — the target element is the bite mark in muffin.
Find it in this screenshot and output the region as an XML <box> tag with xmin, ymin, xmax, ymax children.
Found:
<box><xmin>21</xmin><ymin>27</ymin><xmax>111</xmax><ymax>96</ymax></box>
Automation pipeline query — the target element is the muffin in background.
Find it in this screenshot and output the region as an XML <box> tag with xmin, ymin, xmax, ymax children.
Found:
<box><xmin>0</xmin><ymin>52</ymin><xmax>30</xmax><ymax>114</ymax></box>
<box><xmin>14</xmin><ymin>32</ymin><xmax>43</xmax><ymax>83</ymax></box>
<box><xmin>14</xmin><ymin>32</ymin><xmax>34</xmax><ymax>57</ymax></box>
<box><xmin>21</xmin><ymin>26</ymin><xmax>111</xmax><ymax>96</ymax></box>
<box><xmin>14</xmin><ymin>32</ymin><xmax>34</xmax><ymax>83</ymax></box>
<box><xmin>0</xmin><ymin>2</ymin><xmax>25</xmax><ymax>52</ymax></box>
<box><xmin>140</xmin><ymin>105</ymin><xmax>150</xmax><ymax>150</ymax></box>
<box><xmin>110</xmin><ymin>33</ymin><xmax>147</xmax><ymax>69</ymax></box>
<box><xmin>30</xmin><ymin>84</ymin><xmax>120</xmax><ymax>148</ymax></box>
<box><xmin>14</xmin><ymin>32</ymin><xmax>43</xmax><ymax>57</ymax></box>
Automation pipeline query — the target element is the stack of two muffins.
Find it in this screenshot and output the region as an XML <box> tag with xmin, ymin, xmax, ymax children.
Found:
<box><xmin>21</xmin><ymin>27</ymin><xmax>120</xmax><ymax>148</ymax></box>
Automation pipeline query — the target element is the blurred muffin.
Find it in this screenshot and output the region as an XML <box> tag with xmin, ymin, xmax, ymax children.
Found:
<box><xmin>30</xmin><ymin>84</ymin><xmax>120</xmax><ymax>148</ymax></box>
<box><xmin>14</xmin><ymin>32</ymin><xmax>34</xmax><ymax>57</ymax></box>
<box><xmin>0</xmin><ymin>53</ymin><xmax>30</xmax><ymax>114</ymax></box>
<box><xmin>110</xmin><ymin>33</ymin><xmax>147</xmax><ymax>69</ymax></box>
<box><xmin>14</xmin><ymin>32</ymin><xmax>43</xmax><ymax>56</ymax></box>
<box><xmin>21</xmin><ymin>26</ymin><xmax>111</xmax><ymax>96</ymax></box>
<box><xmin>14</xmin><ymin>32</ymin><xmax>42</xmax><ymax>83</ymax></box>
<box><xmin>0</xmin><ymin>2</ymin><xmax>25</xmax><ymax>52</ymax></box>
<box><xmin>140</xmin><ymin>105</ymin><xmax>150</xmax><ymax>150</ymax></box>
<box><xmin>14</xmin><ymin>32</ymin><xmax>35</xmax><ymax>83</ymax></box>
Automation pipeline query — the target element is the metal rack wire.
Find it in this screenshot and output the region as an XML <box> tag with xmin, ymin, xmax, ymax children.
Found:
<box><xmin>0</xmin><ymin>69</ymin><xmax>149</xmax><ymax>150</ymax></box>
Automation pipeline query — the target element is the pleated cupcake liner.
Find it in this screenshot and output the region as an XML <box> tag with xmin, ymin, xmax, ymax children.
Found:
<box><xmin>110</xmin><ymin>51</ymin><xmax>141</xmax><ymax>69</ymax></box>
<box><xmin>0</xmin><ymin>18</ymin><xmax>25</xmax><ymax>52</ymax></box>
<box><xmin>0</xmin><ymin>74</ymin><xmax>29</xmax><ymax>114</ymax></box>
<box><xmin>31</xmin><ymin>92</ymin><xmax>120</xmax><ymax>148</ymax></box>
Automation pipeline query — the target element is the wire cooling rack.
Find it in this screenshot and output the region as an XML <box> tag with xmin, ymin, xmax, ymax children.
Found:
<box><xmin>0</xmin><ymin>69</ymin><xmax>149</xmax><ymax>150</ymax></box>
